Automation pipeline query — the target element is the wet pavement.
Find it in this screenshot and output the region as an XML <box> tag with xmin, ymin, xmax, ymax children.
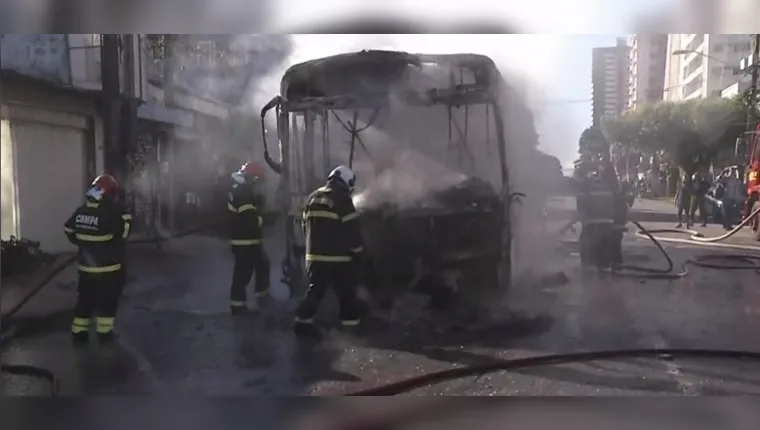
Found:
<box><xmin>2</xmin><ymin>221</ymin><xmax>760</xmax><ymax>397</ymax></box>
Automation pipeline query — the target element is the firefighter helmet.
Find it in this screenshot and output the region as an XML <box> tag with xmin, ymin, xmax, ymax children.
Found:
<box><xmin>241</xmin><ymin>161</ymin><xmax>264</xmax><ymax>177</ymax></box>
<box><xmin>87</xmin><ymin>174</ymin><xmax>119</xmax><ymax>201</ymax></box>
<box><xmin>232</xmin><ymin>161</ymin><xmax>264</xmax><ymax>184</ymax></box>
<box><xmin>328</xmin><ymin>165</ymin><xmax>356</xmax><ymax>193</ymax></box>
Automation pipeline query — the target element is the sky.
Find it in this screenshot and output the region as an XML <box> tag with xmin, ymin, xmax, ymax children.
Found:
<box><xmin>266</xmin><ymin>35</ymin><xmax>625</xmax><ymax>169</ymax></box>
<box><xmin>261</xmin><ymin>0</ymin><xmax>682</xmax><ymax>167</ymax></box>
<box><xmin>537</xmin><ymin>35</ymin><xmax>622</xmax><ymax>167</ymax></box>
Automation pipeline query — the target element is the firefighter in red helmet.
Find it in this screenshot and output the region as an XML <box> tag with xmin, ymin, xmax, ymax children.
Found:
<box><xmin>228</xmin><ymin>161</ymin><xmax>271</xmax><ymax>314</ymax></box>
<box><xmin>64</xmin><ymin>174</ymin><xmax>132</xmax><ymax>344</ymax></box>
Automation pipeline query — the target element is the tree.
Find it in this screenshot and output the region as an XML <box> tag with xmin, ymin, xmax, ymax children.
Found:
<box><xmin>577</xmin><ymin>126</ymin><xmax>608</xmax><ymax>159</ymax></box>
<box><xmin>603</xmin><ymin>109</ymin><xmax>645</xmax><ymax>153</ymax></box>
<box><xmin>603</xmin><ymin>96</ymin><xmax>748</xmax><ymax>174</ymax></box>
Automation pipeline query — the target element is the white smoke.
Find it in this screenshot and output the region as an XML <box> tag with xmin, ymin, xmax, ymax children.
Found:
<box><xmin>239</xmin><ymin>34</ymin><xmax>568</xmax><ymax>274</ymax></box>
<box><xmin>247</xmin><ymin>35</ymin><xmax>558</xmax><ymax>121</ymax></box>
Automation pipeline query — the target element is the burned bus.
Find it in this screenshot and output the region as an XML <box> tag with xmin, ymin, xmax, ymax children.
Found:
<box><xmin>259</xmin><ymin>50</ymin><xmax>534</xmax><ymax>310</ymax></box>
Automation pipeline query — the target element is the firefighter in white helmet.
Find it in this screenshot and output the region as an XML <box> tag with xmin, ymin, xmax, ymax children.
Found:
<box><xmin>294</xmin><ymin>165</ymin><xmax>364</xmax><ymax>336</ymax></box>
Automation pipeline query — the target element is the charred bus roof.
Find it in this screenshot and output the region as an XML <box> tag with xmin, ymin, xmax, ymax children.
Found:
<box><xmin>279</xmin><ymin>50</ymin><xmax>504</xmax><ymax>112</ymax></box>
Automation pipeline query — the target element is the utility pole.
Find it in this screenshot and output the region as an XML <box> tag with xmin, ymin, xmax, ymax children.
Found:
<box><xmin>745</xmin><ymin>34</ymin><xmax>760</xmax><ymax>132</ymax></box>
<box><xmin>100</xmin><ymin>34</ymin><xmax>124</xmax><ymax>180</ymax></box>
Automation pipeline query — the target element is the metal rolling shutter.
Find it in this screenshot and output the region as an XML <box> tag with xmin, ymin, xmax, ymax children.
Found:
<box><xmin>1</xmin><ymin>103</ymin><xmax>89</xmax><ymax>253</ymax></box>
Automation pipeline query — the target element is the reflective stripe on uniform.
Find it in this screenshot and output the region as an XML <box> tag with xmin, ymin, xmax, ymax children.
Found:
<box><xmin>86</xmin><ymin>202</ymin><xmax>99</xmax><ymax>208</ymax></box>
<box><xmin>122</xmin><ymin>214</ymin><xmax>132</xmax><ymax>239</ymax></box>
<box><xmin>304</xmin><ymin>210</ymin><xmax>339</xmax><ymax>220</ymax></box>
<box><xmin>258</xmin><ymin>216</ymin><xmax>264</xmax><ymax>227</ymax></box>
<box><xmin>584</xmin><ymin>219</ymin><xmax>614</xmax><ymax>224</ymax></box>
<box><xmin>587</xmin><ymin>190</ymin><xmax>613</xmax><ymax>196</ymax></box>
<box><xmin>341</xmin><ymin>319</ymin><xmax>360</xmax><ymax>327</ymax></box>
<box><xmin>96</xmin><ymin>317</ymin><xmax>115</xmax><ymax>334</ymax></box>
<box><xmin>76</xmin><ymin>233</ymin><xmax>114</xmax><ymax>242</ymax></box>
<box><xmin>230</xmin><ymin>239</ymin><xmax>261</xmax><ymax>246</ymax></box>
<box><xmin>230</xmin><ymin>300</ymin><xmax>246</xmax><ymax>307</ymax></box>
<box><xmin>350</xmin><ymin>246</ymin><xmax>364</xmax><ymax>253</ymax></box>
<box><xmin>254</xmin><ymin>291</ymin><xmax>268</xmax><ymax>299</ymax></box>
<box><xmin>78</xmin><ymin>264</ymin><xmax>122</xmax><ymax>273</ymax></box>
<box><xmin>71</xmin><ymin>317</ymin><xmax>90</xmax><ymax>334</ymax></box>
<box><xmin>229</xmin><ymin>203</ymin><xmax>258</xmax><ymax>213</ymax></box>
<box><xmin>305</xmin><ymin>254</ymin><xmax>352</xmax><ymax>262</ymax></box>
<box><xmin>342</xmin><ymin>212</ymin><xmax>360</xmax><ymax>222</ymax></box>
<box><xmin>294</xmin><ymin>317</ymin><xmax>314</xmax><ymax>324</ymax></box>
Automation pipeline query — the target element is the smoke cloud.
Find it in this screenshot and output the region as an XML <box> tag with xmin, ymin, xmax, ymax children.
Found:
<box><xmin>234</xmin><ymin>35</ymin><xmax>569</xmax><ymax>273</ymax></box>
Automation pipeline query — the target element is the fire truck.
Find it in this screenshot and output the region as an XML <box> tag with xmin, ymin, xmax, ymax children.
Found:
<box><xmin>735</xmin><ymin>121</ymin><xmax>760</xmax><ymax>240</ymax></box>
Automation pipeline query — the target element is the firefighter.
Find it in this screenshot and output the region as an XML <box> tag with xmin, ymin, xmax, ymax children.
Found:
<box><xmin>600</xmin><ymin>161</ymin><xmax>626</xmax><ymax>269</ymax></box>
<box><xmin>64</xmin><ymin>174</ymin><xmax>132</xmax><ymax>344</ymax></box>
<box><xmin>228</xmin><ymin>161</ymin><xmax>270</xmax><ymax>314</ymax></box>
<box><xmin>294</xmin><ymin>165</ymin><xmax>364</xmax><ymax>336</ymax></box>
<box><xmin>576</xmin><ymin>166</ymin><xmax>616</xmax><ymax>270</ymax></box>
<box><xmin>609</xmin><ymin>178</ymin><xmax>629</xmax><ymax>271</ymax></box>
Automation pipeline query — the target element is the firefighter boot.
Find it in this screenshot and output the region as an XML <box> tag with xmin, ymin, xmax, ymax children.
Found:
<box><xmin>71</xmin><ymin>317</ymin><xmax>91</xmax><ymax>345</ymax></box>
<box><xmin>293</xmin><ymin>322</ymin><xmax>322</xmax><ymax>339</ymax></box>
<box><xmin>96</xmin><ymin>317</ymin><xmax>117</xmax><ymax>344</ymax></box>
<box><xmin>97</xmin><ymin>332</ymin><xmax>116</xmax><ymax>344</ymax></box>
<box><xmin>72</xmin><ymin>332</ymin><xmax>89</xmax><ymax>345</ymax></box>
<box><xmin>230</xmin><ymin>303</ymin><xmax>251</xmax><ymax>315</ymax></box>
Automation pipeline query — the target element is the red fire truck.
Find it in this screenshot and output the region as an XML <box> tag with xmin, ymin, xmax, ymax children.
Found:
<box><xmin>736</xmin><ymin>121</ymin><xmax>760</xmax><ymax>240</ymax></box>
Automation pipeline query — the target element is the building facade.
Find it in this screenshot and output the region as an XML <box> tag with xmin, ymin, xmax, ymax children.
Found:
<box><xmin>627</xmin><ymin>34</ymin><xmax>668</xmax><ymax>109</ymax></box>
<box><xmin>591</xmin><ymin>37</ymin><xmax>629</xmax><ymax>128</ymax></box>
<box><xmin>663</xmin><ymin>34</ymin><xmax>754</xmax><ymax>101</ymax></box>
<box><xmin>0</xmin><ymin>34</ymin><xmax>237</xmax><ymax>253</ymax></box>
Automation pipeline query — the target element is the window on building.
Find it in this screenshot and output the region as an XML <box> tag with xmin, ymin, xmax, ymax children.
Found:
<box><xmin>683</xmin><ymin>76</ymin><xmax>704</xmax><ymax>98</ymax></box>
<box><xmin>734</xmin><ymin>42</ymin><xmax>752</xmax><ymax>52</ymax></box>
<box><xmin>686</xmin><ymin>34</ymin><xmax>705</xmax><ymax>52</ymax></box>
<box><xmin>682</xmin><ymin>55</ymin><xmax>703</xmax><ymax>80</ymax></box>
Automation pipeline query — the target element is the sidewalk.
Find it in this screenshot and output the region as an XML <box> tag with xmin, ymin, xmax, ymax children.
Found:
<box><xmin>546</xmin><ymin>196</ymin><xmax>678</xmax><ymax>223</ymax></box>
<box><xmin>635</xmin><ymin>221</ymin><xmax>760</xmax><ymax>249</ymax></box>
<box><xmin>1</xmin><ymin>253</ymin><xmax>77</xmax><ymax>320</ymax></box>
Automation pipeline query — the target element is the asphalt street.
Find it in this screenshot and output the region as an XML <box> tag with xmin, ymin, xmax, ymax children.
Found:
<box><xmin>547</xmin><ymin>195</ymin><xmax>679</xmax><ymax>223</ymax></box>
<box><xmin>2</xmin><ymin>199</ymin><xmax>760</xmax><ymax>398</ymax></box>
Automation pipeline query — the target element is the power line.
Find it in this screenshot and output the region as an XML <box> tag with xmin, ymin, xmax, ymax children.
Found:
<box><xmin>542</xmin><ymin>98</ymin><xmax>592</xmax><ymax>105</ymax></box>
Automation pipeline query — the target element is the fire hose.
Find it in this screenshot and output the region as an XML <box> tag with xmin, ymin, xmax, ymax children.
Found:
<box><xmin>553</xmin><ymin>205</ymin><xmax>760</xmax><ymax>279</ymax></box>
<box><xmin>0</xmin><ymin>217</ymin><xmax>228</xmax><ymax>396</ymax></box>
<box><xmin>4</xmin><ymin>207</ymin><xmax>759</xmax><ymax>397</ymax></box>
<box><xmin>340</xmin><ymin>208</ymin><xmax>760</xmax><ymax>397</ymax></box>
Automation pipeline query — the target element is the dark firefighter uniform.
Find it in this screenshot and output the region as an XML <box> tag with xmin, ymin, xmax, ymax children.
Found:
<box><xmin>601</xmin><ymin>163</ymin><xmax>626</xmax><ymax>269</ymax></box>
<box><xmin>610</xmin><ymin>182</ymin><xmax>629</xmax><ymax>269</ymax></box>
<box><xmin>63</xmin><ymin>175</ymin><xmax>131</xmax><ymax>343</ymax></box>
<box><xmin>294</xmin><ymin>175</ymin><xmax>364</xmax><ymax>331</ymax></box>
<box><xmin>228</xmin><ymin>167</ymin><xmax>269</xmax><ymax>313</ymax></box>
<box><xmin>577</xmin><ymin>173</ymin><xmax>616</xmax><ymax>269</ymax></box>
